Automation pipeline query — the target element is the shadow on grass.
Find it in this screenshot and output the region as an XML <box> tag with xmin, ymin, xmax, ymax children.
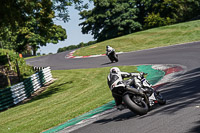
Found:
<box><xmin>25</xmin><ymin>81</ymin><xmax>73</xmax><ymax>103</ymax></box>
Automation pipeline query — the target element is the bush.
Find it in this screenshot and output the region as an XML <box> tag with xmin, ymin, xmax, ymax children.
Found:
<box><xmin>0</xmin><ymin>49</ymin><xmax>35</xmax><ymax>78</ymax></box>
<box><xmin>144</xmin><ymin>13</ymin><xmax>175</xmax><ymax>29</ymax></box>
<box><xmin>57</xmin><ymin>40</ymin><xmax>96</xmax><ymax>53</ymax></box>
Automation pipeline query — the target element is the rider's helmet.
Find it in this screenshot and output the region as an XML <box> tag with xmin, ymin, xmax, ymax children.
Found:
<box><xmin>106</xmin><ymin>45</ymin><xmax>110</xmax><ymax>49</ymax></box>
<box><xmin>110</xmin><ymin>67</ymin><xmax>121</xmax><ymax>74</ymax></box>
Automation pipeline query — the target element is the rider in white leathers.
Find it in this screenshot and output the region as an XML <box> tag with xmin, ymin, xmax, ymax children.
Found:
<box><xmin>106</xmin><ymin>45</ymin><xmax>115</xmax><ymax>56</ymax></box>
<box><xmin>107</xmin><ymin>67</ymin><xmax>144</xmax><ymax>110</ymax></box>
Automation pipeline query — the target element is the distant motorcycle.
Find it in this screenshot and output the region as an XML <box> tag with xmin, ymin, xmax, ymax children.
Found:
<box><xmin>107</xmin><ymin>49</ymin><xmax>118</xmax><ymax>62</ymax></box>
<box><xmin>120</xmin><ymin>73</ymin><xmax>166</xmax><ymax>115</ymax></box>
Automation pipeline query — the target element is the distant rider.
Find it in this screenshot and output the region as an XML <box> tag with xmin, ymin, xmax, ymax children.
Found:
<box><xmin>107</xmin><ymin>67</ymin><xmax>145</xmax><ymax>110</ymax></box>
<box><xmin>106</xmin><ymin>45</ymin><xmax>115</xmax><ymax>56</ymax></box>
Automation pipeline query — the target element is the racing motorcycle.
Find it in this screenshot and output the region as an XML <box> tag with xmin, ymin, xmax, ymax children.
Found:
<box><xmin>107</xmin><ymin>49</ymin><xmax>118</xmax><ymax>62</ymax></box>
<box><xmin>122</xmin><ymin>73</ymin><xmax>166</xmax><ymax>115</ymax></box>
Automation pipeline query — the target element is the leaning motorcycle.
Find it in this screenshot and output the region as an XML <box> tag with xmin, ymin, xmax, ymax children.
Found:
<box><xmin>122</xmin><ymin>73</ymin><xmax>166</xmax><ymax>115</ymax></box>
<box><xmin>107</xmin><ymin>50</ymin><xmax>118</xmax><ymax>62</ymax></box>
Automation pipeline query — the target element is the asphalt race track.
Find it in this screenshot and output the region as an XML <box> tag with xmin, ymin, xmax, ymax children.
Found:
<box><xmin>26</xmin><ymin>42</ymin><xmax>200</xmax><ymax>133</ymax></box>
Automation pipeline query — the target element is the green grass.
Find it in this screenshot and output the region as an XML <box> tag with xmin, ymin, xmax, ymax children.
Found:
<box><xmin>1</xmin><ymin>20</ymin><xmax>200</xmax><ymax>133</ymax></box>
<box><xmin>24</xmin><ymin>55</ymin><xmax>48</xmax><ymax>60</ymax></box>
<box><xmin>74</xmin><ymin>20</ymin><xmax>200</xmax><ymax>56</ymax></box>
<box><xmin>0</xmin><ymin>66</ymin><xmax>138</xmax><ymax>133</ymax></box>
<box><xmin>24</xmin><ymin>56</ymin><xmax>39</xmax><ymax>60</ymax></box>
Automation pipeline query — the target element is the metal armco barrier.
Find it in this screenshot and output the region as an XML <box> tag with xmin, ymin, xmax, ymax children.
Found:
<box><xmin>0</xmin><ymin>67</ymin><xmax>53</xmax><ymax>111</ymax></box>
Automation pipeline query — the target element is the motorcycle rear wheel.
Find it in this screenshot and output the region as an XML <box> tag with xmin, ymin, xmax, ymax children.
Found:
<box><xmin>123</xmin><ymin>93</ymin><xmax>148</xmax><ymax>115</ymax></box>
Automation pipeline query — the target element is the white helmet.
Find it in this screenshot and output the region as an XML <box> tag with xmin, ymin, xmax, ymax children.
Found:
<box><xmin>110</xmin><ymin>67</ymin><xmax>121</xmax><ymax>74</ymax></box>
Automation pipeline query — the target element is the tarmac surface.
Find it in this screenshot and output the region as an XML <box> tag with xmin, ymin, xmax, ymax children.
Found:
<box><xmin>27</xmin><ymin>42</ymin><xmax>200</xmax><ymax>133</ymax></box>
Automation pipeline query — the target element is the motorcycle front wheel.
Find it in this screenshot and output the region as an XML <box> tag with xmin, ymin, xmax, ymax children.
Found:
<box><xmin>108</xmin><ymin>55</ymin><xmax>114</xmax><ymax>62</ymax></box>
<box><xmin>155</xmin><ymin>91</ymin><xmax>166</xmax><ymax>105</ymax></box>
<box><xmin>123</xmin><ymin>93</ymin><xmax>148</xmax><ymax>115</ymax></box>
<box><xmin>114</xmin><ymin>54</ymin><xmax>118</xmax><ymax>62</ymax></box>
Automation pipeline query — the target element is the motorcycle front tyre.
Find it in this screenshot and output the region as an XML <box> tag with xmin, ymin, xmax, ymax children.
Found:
<box><xmin>114</xmin><ymin>55</ymin><xmax>118</xmax><ymax>62</ymax></box>
<box><xmin>155</xmin><ymin>92</ymin><xmax>166</xmax><ymax>105</ymax></box>
<box><xmin>123</xmin><ymin>93</ymin><xmax>148</xmax><ymax>116</ymax></box>
<box><xmin>108</xmin><ymin>55</ymin><xmax>114</xmax><ymax>62</ymax></box>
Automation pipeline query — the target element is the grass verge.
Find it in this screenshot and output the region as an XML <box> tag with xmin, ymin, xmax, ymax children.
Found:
<box><xmin>24</xmin><ymin>55</ymin><xmax>47</xmax><ymax>60</ymax></box>
<box><xmin>0</xmin><ymin>66</ymin><xmax>137</xmax><ymax>133</ymax></box>
<box><xmin>74</xmin><ymin>20</ymin><xmax>200</xmax><ymax>56</ymax></box>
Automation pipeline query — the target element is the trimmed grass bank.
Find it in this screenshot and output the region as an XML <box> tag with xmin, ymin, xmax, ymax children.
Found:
<box><xmin>0</xmin><ymin>66</ymin><xmax>137</xmax><ymax>133</ymax></box>
<box><xmin>74</xmin><ymin>20</ymin><xmax>200</xmax><ymax>56</ymax></box>
<box><xmin>44</xmin><ymin>65</ymin><xmax>165</xmax><ymax>133</ymax></box>
<box><xmin>1</xmin><ymin>19</ymin><xmax>199</xmax><ymax>133</ymax></box>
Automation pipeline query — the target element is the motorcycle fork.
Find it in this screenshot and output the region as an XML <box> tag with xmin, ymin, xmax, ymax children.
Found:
<box><xmin>142</xmin><ymin>94</ymin><xmax>149</xmax><ymax>106</ymax></box>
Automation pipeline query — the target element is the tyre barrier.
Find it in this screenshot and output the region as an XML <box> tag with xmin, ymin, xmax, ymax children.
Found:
<box><xmin>0</xmin><ymin>67</ymin><xmax>53</xmax><ymax>111</ymax></box>
<box><xmin>33</xmin><ymin>66</ymin><xmax>46</xmax><ymax>71</ymax></box>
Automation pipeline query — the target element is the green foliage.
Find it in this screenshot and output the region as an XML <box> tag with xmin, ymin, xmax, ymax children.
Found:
<box><xmin>0</xmin><ymin>0</ymin><xmax>84</xmax><ymax>55</ymax></box>
<box><xmin>1</xmin><ymin>0</ymin><xmax>200</xmax><ymax>55</ymax></box>
<box><xmin>79</xmin><ymin>0</ymin><xmax>142</xmax><ymax>41</ymax></box>
<box><xmin>48</xmin><ymin>25</ymin><xmax>67</xmax><ymax>44</ymax></box>
<box><xmin>57</xmin><ymin>40</ymin><xmax>96</xmax><ymax>53</ymax></box>
<box><xmin>0</xmin><ymin>49</ymin><xmax>34</xmax><ymax>78</ymax></box>
<box><xmin>1</xmin><ymin>19</ymin><xmax>200</xmax><ymax>132</ymax></box>
<box><xmin>134</xmin><ymin>0</ymin><xmax>156</xmax><ymax>25</ymax></box>
<box><xmin>0</xmin><ymin>27</ymin><xmax>17</xmax><ymax>50</ymax></box>
<box><xmin>144</xmin><ymin>13</ymin><xmax>174</xmax><ymax>28</ymax></box>
<box><xmin>80</xmin><ymin>0</ymin><xmax>200</xmax><ymax>41</ymax></box>
<box><xmin>0</xmin><ymin>49</ymin><xmax>18</xmax><ymax>65</ymax></box>
<box><xmin>0</xmin><ymin>0</ymin><xmax>85</xmax><ymax>29</ymax></box>
<box><xmin>144</xmin><ymin>0</ymin><xmax>200</xmax><ymax>29</ymax></box>
<box><xmin>0</xmin><ymin>66</ymin><xmax>138</xmax><ymax>133</ymax></box>
<box><xmin>74</xmin><ymin>20</ymin><xmax>200</xmax><ymax>56</ymax></box>
<box><xmin>0</xmin><ymin>16</ymin><xmax>67</xmax><ymax>56</ymax></box>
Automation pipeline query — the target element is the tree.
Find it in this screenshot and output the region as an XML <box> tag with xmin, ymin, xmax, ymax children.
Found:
<box><xmin>79</xmin><ymin>0</ymin><xmax>200</xmax><ymax>41</ymax></box>
<box><xmin>144</xmin><ymin>0</ymin><xmax>200</xmax><ymax>29</ymax></box>
<box><xmin>0</xmin><ymin>0</ymin><xmax>86</xmax><ymax>30</ymax></box>
<box><xmin>79</xmin><ymin>0</ymin><xmax>142</xmax><ymax>41</ymax></box>
<box><xmin>176</xmin><ymin>0</ymin><xmax>200</xmax><ymax>21</ymax></box>
<box><xmin>134</xmin><ymin>0</ymin><xmax>157</xmax><ymax>25</ymax></box>
<box><xmin>144</xmin><ymin>12</ymin><xmax>173</xmax><ymax>28</ymax></box>
<box><xmin>0</xmin><ymin>0</ymin><xmax>83</xmax><ymax>55</ymax></box>
<box><xmin>57</xmin><ymin>40</ymin><xmax>96</xmax><ymax>53</ymax></box>
<box><xmin>14</xmin><ymin>17</ymin><xmax>67</xmax><ymax>55</ymax></box>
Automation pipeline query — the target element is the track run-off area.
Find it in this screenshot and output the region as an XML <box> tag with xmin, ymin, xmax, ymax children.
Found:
<box><xmin>26</xmin><ymin>42</ymin><xmax>200</xmax><ymax>133</ymax></box>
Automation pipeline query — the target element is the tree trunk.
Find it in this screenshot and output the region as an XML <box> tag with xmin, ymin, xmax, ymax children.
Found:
<box><xmin>3</xmin><ymin>67</ymin><xmax>11</xmax><ymax>86</ymax></box>
<box><xmin>6</xmin><ymin>52</ymin><xmax>13</xmax><ymax>70</ymax></box>
<box><xmin>32</xmin><ymin>45</ymin><xmax>37</xmax><ymax>56</ymax></box>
